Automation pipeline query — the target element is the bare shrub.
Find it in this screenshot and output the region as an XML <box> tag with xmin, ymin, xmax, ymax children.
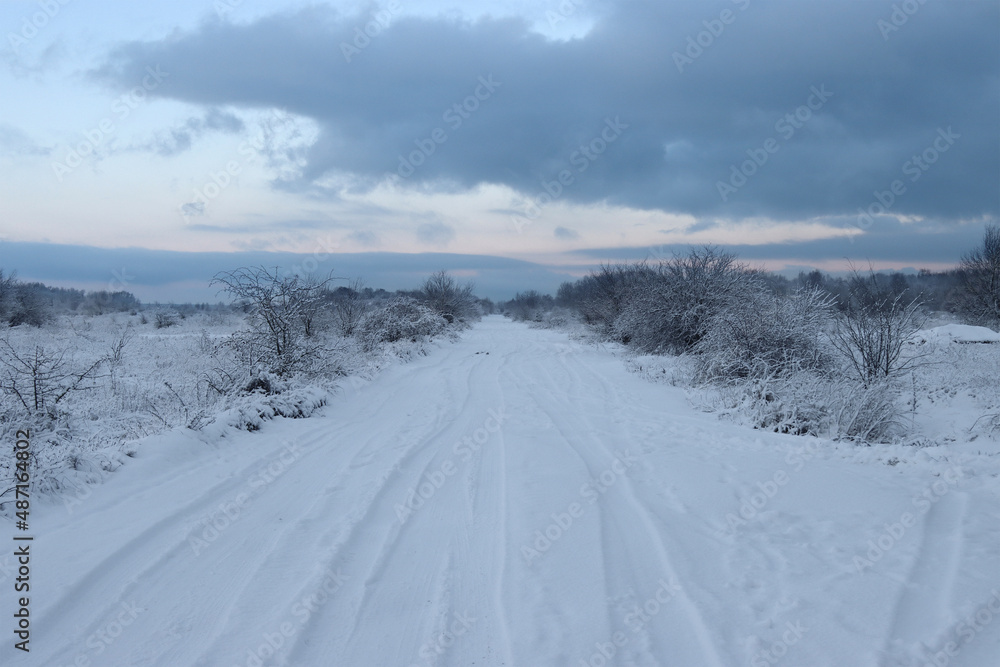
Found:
<box><xmin>211</xmin><ymin>266</ymin><xmax>335</xmax><ymax>377</ymax></box>
<box><xmin>830</xmin><ymin>270</ymin><xmax>926</xmax><ymax>386</ymax></box>
<box><xmin>330</xmin><ymin>279</ymin><xmax>368</xmax><ymax>337</ymax></box>
<box><xmin>154</xmin><ymin>312</ymin><xmax>178</xmax><ymax>329</ymax></box>
<box><xmin>7</xmin><ymin>283</ymin><xmax>51</xmax><ymax>327</ymax></box>
<box><xmin>832</xmin><ymin>381</ymin><xmax>903</xmax><ymax>442</ymax></box>
<box><xmin>571</xmin><ymin>263</ymin><xmax>652</xmax><ymax>337</ymax></box>
<box><xmin>955</xmin><ymin>224</ymin><xmax>1000</xmax><ymax>328</ymax></box>
<box><xmin>0</xmin><ymin>339</ymin><xmax>103</xmax><ymax>415</ymax></box>
<box><xmin>420</xmin><ymin>270</ymin><xmax>480</xmax><ymax>324</ymax></box>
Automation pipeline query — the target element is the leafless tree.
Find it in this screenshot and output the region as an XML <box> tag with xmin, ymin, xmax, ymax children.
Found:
<box><xmin>211</xmin><ymin>266</ymin><xmax>336</xmax><ymax>377</ymax></box>
<box><xmin>830</xmin><ymin>270</ymin><xmax>926</xmax><ymax>386</ymax></box>
<box><xmin>421</xmin><ymin>270</ymin><xmax>479</xmax><ymax>324</ymax></box>
<box><xmin>956</xmin><ymin>224</ymin><xmax>1000</xmax><ymax>328</ymax></box>
<box><xmin>0</xmin><ymin>339</ymin><xmax>103</xmax><ymax>414</ymax></box>
<box><xmin>0</xmin><ymin>269</ymin><xmax>16</xmax><ymax>320</ymax></box>
<box><xmin>331</xmin><ymin>278</ymin><xmax>368</xmax><ymax>337</ymax></box>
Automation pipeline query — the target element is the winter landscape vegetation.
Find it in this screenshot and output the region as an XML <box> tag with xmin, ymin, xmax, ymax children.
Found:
<box><xmin>1</xmin><ymin>0</ymin><xmax>998</xmax><ymax>666</ymax></box>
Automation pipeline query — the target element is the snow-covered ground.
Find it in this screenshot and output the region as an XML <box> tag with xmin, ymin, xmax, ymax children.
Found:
<box><xmin>2</xmin><ymin>315</ymin><xmax>999</xmax><ymax>666</ymax></box>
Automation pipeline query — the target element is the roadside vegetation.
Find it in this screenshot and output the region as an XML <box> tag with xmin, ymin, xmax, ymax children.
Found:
<box><xmin>502</xmin><ymin>226</ymin><xmax>1000</xmax><ymax>444</ymax></box>
<box><xmin>0</xmin><ymin>267</ymin><xmax>483</xmax><ymax>508</ymax></box>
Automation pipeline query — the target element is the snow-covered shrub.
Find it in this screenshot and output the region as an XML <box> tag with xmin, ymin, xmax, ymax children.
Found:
<box><xmin>831</xmin><ymin>381</ymin><xmax>903</xmax><ymax>442</ymax></box>
<box><xmin>955</xmin><ymin>224</ymin><xmax>1000</xmax><ymax>328</ymax></box>
<box><xmin>212</xmin><ymin>266</ymin><xmax>335</xmax><ymax>378</ymax></box>
<box><xmin>614</xmin><ymin>248</ymin><xmax>760</xmax><ymax>354</ymax></box>
<box><xmin>0</xmin><ymin>337</ymin><xmax>104</xmax><ymax>416</ymax></box>
<box><xmin>695</xmin><ymin>288</ymin><xmax>835</xmax><ymax>380</ymax></box>
<box><xmin>154</xmin><ymin>311</ymin><xmax>178</xmax><ymax>328</ymax></box>
<box><xmin>530</xmin><ymin>307</ymin><xmax>575</xmax><ymax>329</ymax></box>
<box><xmin>574</xmin><ymin>263</ymin><xmax>654</xmax><ymax>338</ymax></box>
<box><xmin>703</xmin><ymin>372</ymin><xmax>903</xmax><ymax>442</ymax></box>
<box><xmin>504</xmin><ymin>290</ymin><xmax>555</xmax><ymax>322</ymax></box>
<box><xmin>357</xmin><ymin>297</ymin><xmax>448</xmax><ymax>351</ymax></box>
<box><xmin>420</xmin><ymin>270</ymin><xmax>480</xmax><ymax>324</ymax></box>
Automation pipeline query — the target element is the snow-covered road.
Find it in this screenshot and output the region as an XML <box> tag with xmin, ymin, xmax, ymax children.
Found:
<box><xmin>3</xmin><ymin>316</ymin><xmax>999</xmax><ymax>666</ymax></box>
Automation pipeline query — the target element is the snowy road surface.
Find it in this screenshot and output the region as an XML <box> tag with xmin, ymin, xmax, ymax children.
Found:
<box><xmin>3</xmin><ymin>316</ymin><xmax>999</xmax><ymax>666</ymax></box>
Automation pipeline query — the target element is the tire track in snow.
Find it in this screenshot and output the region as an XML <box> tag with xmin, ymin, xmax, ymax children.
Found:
<box><xmin>880</xmin><ymin>491</ymin><xmax>969</xmax><ymax>666</ymax></box>
<box><xmin>278</xmin><ymin>345</ymin><xmax>509</xmax><ymax>666</ymax></box>
<box><xmin>525</xmin><ymin>349</ymin><xmax>729</xmax><ymax>666</ymax></box>
<box><xmin>24</xmin><ymin>421</ymin><xmax>348</xmax><ymax>666</ymax></box>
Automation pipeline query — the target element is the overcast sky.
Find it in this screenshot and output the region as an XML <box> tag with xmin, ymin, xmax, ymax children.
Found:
<box><xmin>1</xmin><ymin>0</ymin><xmax>997</xmax><ymax>300</ymax></box>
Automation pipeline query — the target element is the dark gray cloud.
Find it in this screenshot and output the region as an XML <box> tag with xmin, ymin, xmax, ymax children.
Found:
<box><xmin>0</xmin><ymin>241</ymin><xmax>573</xmax><ymax>301</ymax></box>
<box><xmin>92</xmin><ymin>1</ymin><xmax>998</xmax><ymax>223</ymax></box>
<box><xmin>573</xmin><ymin>217</ymin><xmax>995</xmax><ymax>267</ymax></box>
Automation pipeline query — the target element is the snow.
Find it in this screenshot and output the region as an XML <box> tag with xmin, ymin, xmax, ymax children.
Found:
<box><xmin>2</xmin><ymin>315</ymin><xmax>999</xmax><ymax>666</ymax></box>
<box><xmin>911</xmin><ymin>324</ymin><xmax>1000</xmax><ymax>346</ymax></box>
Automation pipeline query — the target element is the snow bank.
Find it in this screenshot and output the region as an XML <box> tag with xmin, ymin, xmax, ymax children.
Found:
<box><xmin>911</xmin><ymin>324</ymin><xmax>1000</xmax><ymax>346</ymax></box>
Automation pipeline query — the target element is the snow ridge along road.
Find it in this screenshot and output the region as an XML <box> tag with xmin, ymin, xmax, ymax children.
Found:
<box><xmin>2</xmin><ymin>316</ymin><xmax>998</xmax><ymax>666</ymax></box>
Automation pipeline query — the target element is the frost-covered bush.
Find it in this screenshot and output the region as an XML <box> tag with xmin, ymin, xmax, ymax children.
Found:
<box><xmin>504</xmin><ymin>290</ymin><xmax>555</xmax><ymax>322</ymax></box>
<box><xmin>706</xmin><ymin>373</ymin><xmax>903</xmax><ymax>442</ymax></box>
<box><xmin>357</xmin><ymin>297</ymin><xmax>448</xmax><ymax>351</ymax></box>
<box><xmin>613</xmin><ymin>248</ymin><xmax>760</xmax><ymax>354</ymax></box>
<box><xmin>212</xmin><ymin>266</ymin><xmax>335</xmax><ymax>378</ymax></box>
<box><xmin>955</xmin><ymin>224</ymin><xmax>1000</xmax><ymax>328</ymax></box>
<box><xmin>695</xmin><ymin>288</ymin><xmax>835</xmax><ymax>380</ymax></box>
<box><xmin>571</xmin><ymin>264</ymin><xmax>653</xmax><ymax>337</ymax></box>
<box><xmin>420</xmin><ymin>271</ymin><xmax>480</xmax><ymax>324</ymax></box>
<box><xmin>530</xmin><ymin>307</ymin><xmax>575</xmax><ymax>329</ymax></box>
